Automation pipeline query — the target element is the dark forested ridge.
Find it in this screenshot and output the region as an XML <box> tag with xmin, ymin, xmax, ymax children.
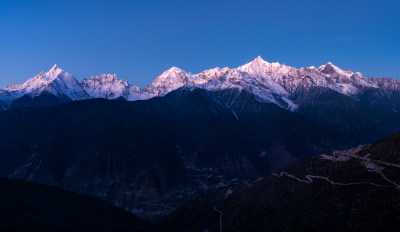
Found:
<box><xmin>0</xmin><ymin>178</ymin><xmax>153</xmax><ymax>232</ymax></box>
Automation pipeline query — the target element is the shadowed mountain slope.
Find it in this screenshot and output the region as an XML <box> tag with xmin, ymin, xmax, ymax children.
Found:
<box><xmin>165</xmin><ymin>130</ymin><xmax>400</xmax><ymax>232</ymax></box>
<box><xmin>0</xmin><ymin>88</ymin><xmax>341</xmax><ymax>218</ymax></box>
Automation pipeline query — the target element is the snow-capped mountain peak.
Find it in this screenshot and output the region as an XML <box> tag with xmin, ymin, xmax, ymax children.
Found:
<box><xmin>318</xmin><ymin>62</ymin><xmax>354</xmax><ymax>78</ymax></box>
<box><xmin>158</xmin><ymin>67</ymin><xmax>187</xmax><ymax>82</ymax></box>
<box><xmin>50</xmin><ymin>64</ymin><xmax>61</xmax><ymax>72</ymax></box>
<box><xmin>237</xmin><ymin>56</ymin><xmax>290</xmax><ymax>80</ymax></box>
<box><xmin>239</xmin><ymin>56</ymin><xmax>277</xmax><ymax>71</ymax></box>
<box><xmin>2</xmin><ymin>65</ymin><xmax>88</xmax><ymax>102</ymax></box>
<box><xmin>145</xmin><ymin>66</ymin><xmax>188</xmax><ymax>95</ymax></box>
<box><xmin>250</xmin><ymin>55</ymin><xmax>272</xmax><ymax>66</ymax></box>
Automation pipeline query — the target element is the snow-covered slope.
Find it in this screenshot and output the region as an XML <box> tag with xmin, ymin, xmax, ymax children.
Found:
<box><xmin>1</xmin><ymin>57</ymin><xmax>400</xmax><ymax>110</ymax></box>
<box><xmin>1</xmin><ymin>65</ymin><xmax>89</xmax><ymax>103</ymax></box>
<box><xmin>81</xmin><ymin>74</ymin><xmax>141</xmax><ymax>101</ymax></box>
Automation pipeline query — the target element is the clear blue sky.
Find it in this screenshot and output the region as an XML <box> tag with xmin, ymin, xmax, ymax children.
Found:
<box><xmin>0</xmin><ymin>0</ymin><xmax>399</xmax><ymax>88</ymax></box>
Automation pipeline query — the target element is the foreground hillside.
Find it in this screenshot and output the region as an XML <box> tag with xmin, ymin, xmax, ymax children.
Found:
<box><xmin>165</xmin><ymin>130</ymin><xmax>400</xmax><ymax>231</ymax></box>
<box><xmin>0</xmin><ymin>178</ymin><xmax>153</xmax><ymax>232</ymax></box>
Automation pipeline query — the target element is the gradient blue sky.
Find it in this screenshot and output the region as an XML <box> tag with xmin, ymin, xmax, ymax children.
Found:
<box><xmin>0</xmin><ymin>0</ymin><xmax>399</xmax><ymax>88</ymax></box>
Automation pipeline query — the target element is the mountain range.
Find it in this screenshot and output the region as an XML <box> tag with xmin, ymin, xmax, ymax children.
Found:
<box><xmin>1</xmin><ymin>56</ymin><xmax>400</xmax><ymax>111</ymax></box>
<box><xmin>1</xmin><ymin>57</ymin><xmax>400</xmax><ymax>220</ymax></box>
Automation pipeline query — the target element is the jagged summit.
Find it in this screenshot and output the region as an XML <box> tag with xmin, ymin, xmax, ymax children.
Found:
<box><xmin>319</xmin><ymin>61</ymin><xmax>338</xmax><ymax>71</ymax></box>
<box><xmin>247</xmin><ymin>55</ymin><xmax>277</xmax><ymax>65</ymax></box>
<box><xmin>239</xmin><ymin>56</ymin><xmax>280</xmax><ymax>70</ymax></box>
<box><xmin>145</xmin><ymin>66</ymin><xmax>188</xmax><ymax>96</ymax></box>
<box><xmin>167</xmin><ymin>66</ymin><xmax>184</xmax><ymax>72</ymax></box>
<box><xmin>237</xmin><ymin>57</ymin><xmax>288</xmax><ymax>83</ymax></box>
<box><xmin>45</xmin><ymin>64</ymin><xmax>64</xmax><ymax>79</ymax></box>
<box><xmin>50</xmin><ymin>64</ymin><xmax>60</xmax><ymax>71</ymax></box>
<box><xmin>156</xmin><ymin>66</ymin><xmax>187</xmax><ymax>84</ymax></box>
<box><xmin>318</xmin><ymin>62</ymin><xmax>354</xmax><ymax>77</ymax></box>
<box><xmin>252</xmin><ymin>55</ymin><xmax>269</xmax><ymax>64</ymax></box>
